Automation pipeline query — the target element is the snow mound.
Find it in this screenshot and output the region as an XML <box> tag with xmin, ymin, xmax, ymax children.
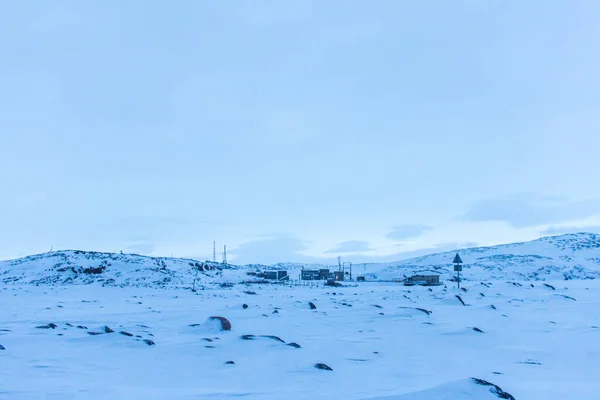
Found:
<box><xmin>362</xmin><ymin>378</ymin><xmax>515</xmax><ymax>400</ymax></box>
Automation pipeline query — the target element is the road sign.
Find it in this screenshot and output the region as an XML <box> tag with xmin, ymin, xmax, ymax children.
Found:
<box><xmin>453</xmin><ymin>253</ymin><xmax>463</xmax><ymax>289</ymax></box>
<box><xmin>453</xmin><ymin>253</ymin><xmax>463</xmax><ymax>264</ymax></box>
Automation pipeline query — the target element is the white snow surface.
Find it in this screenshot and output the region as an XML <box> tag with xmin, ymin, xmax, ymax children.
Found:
<box><xmin>1</xmin><ymin>233</ymin><xmax>600</xmax><ymax>399</ymax></box>
<box><xmin>2</xmin><ymin>280</ymin><xmax>600</xmax><ymax>399</ymax></box>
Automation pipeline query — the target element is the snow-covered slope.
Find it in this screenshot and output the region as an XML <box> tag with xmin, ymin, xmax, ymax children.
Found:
<box><xmin>1</xmin><ymin>233</ymin><xmax>600</xmax><ymax>288</ymax></box>
<box><xmin>362</xmin><ymin>233</ymin><xmax>600</xmax><ymax>282</ymax></box>
<box><xmin>0</xmin><ymin>250</ymin><xmax>244</xmax><ymax>289</ymax></box>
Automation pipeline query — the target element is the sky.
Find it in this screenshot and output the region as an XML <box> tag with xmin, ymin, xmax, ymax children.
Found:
<box><xmin>1</xmin><ymin>1</ymin><xmax>600</xmax><ymax>265</ymax></box>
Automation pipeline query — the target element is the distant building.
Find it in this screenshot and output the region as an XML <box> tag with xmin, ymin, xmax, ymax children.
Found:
<box><xmin>405</xmin><ymin>274</ymin><xmax>440</xmax><ymax>286</ymax></box>
<box><xmin>356</xmin><ymin>276</ymin><xmax>366</xmax><ymax>282</ymax></box>
<box><xmin>301</xmin><ymin>268</ymin><xmax>346</xmax><ymax>281</ymax></box>
<box><xmin>265</xmin><ymin>270</ymin><xmax>289</xmax><ymax>281</ymax></box>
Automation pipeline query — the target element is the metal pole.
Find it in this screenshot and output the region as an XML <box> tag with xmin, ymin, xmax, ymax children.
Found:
<box><xmin>458</xmin><ymin>269</ymin><xmax>460</xmax><ymax>289</ymax></box>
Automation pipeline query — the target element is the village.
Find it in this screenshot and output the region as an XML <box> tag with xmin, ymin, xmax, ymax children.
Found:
<box><xmin>247</xmin><ymin>255</ymin><xmax>464</xmax><ymax>287</ymax></box>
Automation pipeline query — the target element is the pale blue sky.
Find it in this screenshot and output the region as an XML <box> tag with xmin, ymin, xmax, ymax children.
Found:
<box><xmin>1</xmin><ymin>1</ymin><xmax>599</xmax><ymax>264</ymax></box>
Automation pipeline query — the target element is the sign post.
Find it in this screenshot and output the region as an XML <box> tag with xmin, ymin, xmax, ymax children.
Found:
<box><xmin>453</xmin><ymin>253</ymin><xmax>463</xmax><ymax>289</ymax></box>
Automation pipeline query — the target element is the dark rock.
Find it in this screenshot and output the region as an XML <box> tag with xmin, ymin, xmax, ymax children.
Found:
<box><xmin>315</xmin><ymin>363</ymin><xmax>333</xmax><ymax>371</ymax></box>
<box><xmin>202</xmin><ymin>338</ymin><xmax>213</xmax><ymax>342</ymax></box>
<box><xmin>36</xmin><ymin>323</ymin><xmax>58</xmax><ymax>329</ymax></box>
<box><xmin>119</xmin><ymin>331</ymin><xmax>133</xmax><ymax>337</ymax></box>
<box><xmin>240</xmin><ymin>334</ymin><xmax>285</xmax><ymax>343</ymax></box>
<box><xmin>82</xmin><ymin>266</ymin><xmax>106</xmax><ymax>274</ymax></box>
<box><xmin>262</xmin><ymin>335</ymin><xmax>285</xmax><ymax>343</ymax></box>
<box><xmin>209</xmin><ymin>316</ymin><xmax>232</xmax><ymax>331</ymax></box>
<box><xmin>272</xmin><ymin>310</ymin><xmax>279</xmax><ymax>314</ymax></box>
<box><xmin>490</xmin><ymin>304</ymin><xmax>497</xmax><ymax>310</ymax></box>
<box><xmin>455</xmin><ymin>295</ymin><xmax>466</xmax><ymax>306</ymax></box>
<box><xmin>309</xmin><ymin>302</ymin><xmax>317</xmax><ymax>310</ymax></box>
<box><xmin>143</xmin><ymin>339</ymin><xmax>155</xmax><ymax>346</ymax></box>
<box><xmin>77</xmin><ymin>325</ymin><xmax>88</xmax><ymax>329</ymax></box>
<box><xmin>461</xmin><ymin>287</ymin><xmax>468</xmax><ymax>292</ymax></box>
<box><xmin>205</xmin><ymin>345</ymin><xmax>215</xmax><ymax>348</ymax></box>
<box><xmin>471</xmin><ymin>378</ymin><xmax>515</xmax><ymax>399</ymax></box>
<box><xmin>287</xmin><ymin>342</ymin><xmax>301</xmax><ymax>348</ymax></box>
<box><xmin>372</xmin><ymin>305</ymin><xmax>383</xmax><ymax>309</ymax></box>
<box><xmin>398</xmin><ymin>307</ymin><xmax>432</xmax><ymax>315</ymax></box>
<box><xmin>0</xmin><ymin>344</ymin><xmax>5</xmax><ymax>350</ymax></box>
<box><xmin>557</xmin><ymin>294</ymin><xmax>576</xmax><ymax>301</ymax></box>
<box><xmin>104</xmin><ymin>326</ymin><xmax>115</xmax><ymax>333</ymax></box>
<box><xmin>544</xmin><ymin>283</ymin><xmax>556</xmax><ymax>290</ymax></box>
<box><xmin>244</xmin><ymin>291</ymin><xmax>257</xmax><ymax>295</ymax></box>
<box><xmin>479</xmin><ymin>293</ymin><xmax>485</xmax><ymax>297</ymax></box>
<box><xmin>473</xmin><ymin>327</ymin><xmax>485</xmax><ymax>333</ymax></box>
<box><xmin>225</xmin><ymin>361</ymin><xmax>235</xmax><ymax>365</ymax></box>
<box><xmin>242</xmin><ymin>304</ymin><xmax>248</xmax><ymax>309</ymax></box>
<box><xmin>65</xmin><ymin>323</ymin><xmax>74</xmax><ymax>327</ymax></box>
<box><xmin>87</xmin><ymin>332</ymin><xmax>103</xmax><ymax>336</ymax></box>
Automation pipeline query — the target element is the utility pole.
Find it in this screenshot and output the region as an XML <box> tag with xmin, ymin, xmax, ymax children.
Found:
<box><xmin>222</xmin><ymin>245</ymin><xmax>227</xmax><ymax>265</ymax></box>
<box><xmin>337</xmin><ymin>256</ymin><xmax>342</xmax><ymax>271</ymax></box>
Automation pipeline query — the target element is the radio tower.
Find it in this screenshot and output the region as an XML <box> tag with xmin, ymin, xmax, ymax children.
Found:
<box><xmin>222</xmin><ymin>245</ymin><xmax>227</xmax><ymax>265</ymax></box>
<box><xmin>213</xmin><ymin>241</ymin><xmax>216</xmax><ymax>263</ymax></box>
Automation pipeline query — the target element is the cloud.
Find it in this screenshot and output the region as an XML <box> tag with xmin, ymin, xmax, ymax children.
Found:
<box><xmin>462</xmin><ymin>195</ymin><xmax>600</xmax><ymax>228</ymax></box>
<box><xmin>125</xmin><ymin>243</ymin><xmax>156</xmax><ymax>255</ymax></box>
<box><xmin>385</xmin><ymin>225</ymin><xmax>431</xmax><ymax>241</ymax></box>
<box><xmin>231</xmin><ymin>234</ymin><xmax>313</xmax><ymax>265</ymax></box>
<box><xmin>541</xmin><ymin>225</ymin><xmax>600</xmax><ymax>236</ymax></box>
<box><xmin>325</xmin><ymin>240</ymin><xmax>372</xmax><ymax>254</ymax></box>
<box><xmin>230</xmin><ymin>233</ymin><xmax>479</xmax><ymax>266</ymax></box>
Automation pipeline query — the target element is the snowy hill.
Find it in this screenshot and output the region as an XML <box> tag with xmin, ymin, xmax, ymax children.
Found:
<box><xmin>1</xmin><ymin>233</ymin><xmax>600</xmax><ymax>288</ymax></box>
<box><xmin>0</xmin><ymin>250</ymin><xmax>243</xmax><ymax>289</ymax></box>
<box><xmin>360</xmin><ymin>232</ymin><xmax>600</xmax><ymax>282</ymax></box>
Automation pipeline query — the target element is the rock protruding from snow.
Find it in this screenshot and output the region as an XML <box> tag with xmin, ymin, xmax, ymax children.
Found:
<box><xmin>209</xmin><ymin>316</ymin><xmax>232</xmax><ymax>331</ymax></box>
<box><xmin>360</xmin><ymin>378</ymin><xmax>515</xmax><ymax>399</ymax></box>
<box><xmin>314</xmin><ymin>363</ymin><xmax>333</xmax><ymax>371</ymax></box>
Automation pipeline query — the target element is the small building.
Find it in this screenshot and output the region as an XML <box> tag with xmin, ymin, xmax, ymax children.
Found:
<box><xmin>301</xmin><ymin>268</ymin><xmax>335</xmax><ymax>280</ymax></box>
<box><xmin>333</xmin><ymin>271</ymin><xmax>344</xmax><ymax>281</ymax></box>
<box><xmin>265</xmin><ymin>270</ymin><xmax>289</xmax><ymax>281</ymax></box>
<box><xmin>301</xmin><ymin>269</ymin><xmax>320</xmax><ymax>280</ymax></box>
<box><xmin>405</xmin><ymin>274</ymin><xmax>440</xmax><ymax>286</ymax></box>
<box><xmin>356</xmin><ymin>276</ymin><xmax>366</xmax><ymax>282</ymax></box>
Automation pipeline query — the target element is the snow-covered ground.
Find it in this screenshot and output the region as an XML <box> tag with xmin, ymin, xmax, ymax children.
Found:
<box><xmin>2</xmin><ymin>279</ymin><xmax>599</xmax><ymax>399</ymax></box>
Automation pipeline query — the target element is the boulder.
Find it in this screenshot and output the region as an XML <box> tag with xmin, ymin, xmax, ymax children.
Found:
<box><xmin>209</xmin><ymin>317</ymin><xmax>232</xmax><ymax>331</ymax></box>
<box><xmin>315</xmin><ymin>363</ymin><xmax>333</xmax><ymax>371</ymax></box>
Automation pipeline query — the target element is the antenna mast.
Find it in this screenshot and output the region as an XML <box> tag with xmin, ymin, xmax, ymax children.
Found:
<box><xmin>222</xmin><ymin>245</ymin><xmax>227</xmax><ymax>265</ymax></box>
<box><xmin>213</xmin><ymin>241</ymin><xmax>216</xmax><ymax>263</ymax></box>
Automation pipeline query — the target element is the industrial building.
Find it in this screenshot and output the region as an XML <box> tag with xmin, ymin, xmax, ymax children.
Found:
<box><xmin>300</xmin><ymin>268</ymin><xmax>345</xmax><ymax>282</ymax></box>
<box><xmin>265</xmin><ymin>270</ymin><xmax>289</xmax><ymax>281</ymax></box>
<box><xmin>404</xmin><ymin>274</ymin><xmax>440</xmax><ymax>286</ymax></box>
